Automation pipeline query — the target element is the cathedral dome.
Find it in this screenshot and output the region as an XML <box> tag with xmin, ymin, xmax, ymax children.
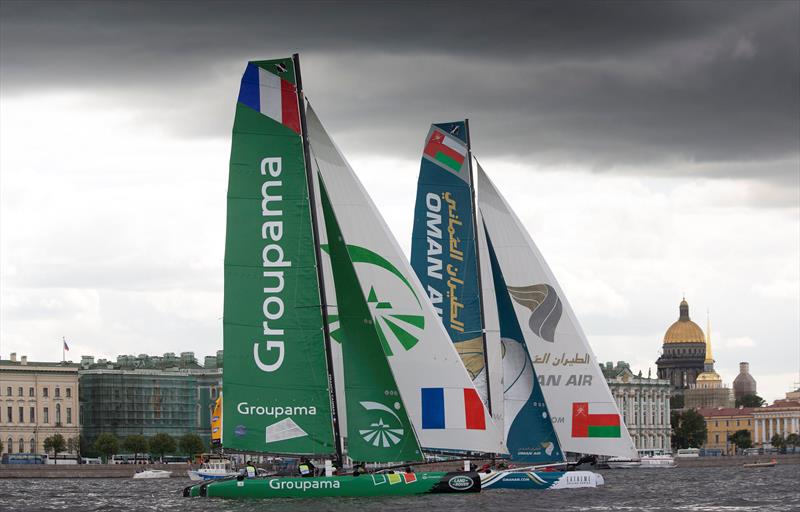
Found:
<box><xmin>663</xmin><ymin>299</ymin><xmax>705</xmax><ymax>344</ymax></box>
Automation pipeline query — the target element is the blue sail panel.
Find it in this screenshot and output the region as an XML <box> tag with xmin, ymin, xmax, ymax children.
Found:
<box><xmin>410</xmin><ymin>122</ymin><xmax>487</xmax><ymax>398</ymax></box>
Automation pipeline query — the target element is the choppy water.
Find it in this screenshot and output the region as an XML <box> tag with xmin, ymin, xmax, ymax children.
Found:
<box><xmin>1</xmin><ymin>465</ymin><xmax>798</xmax><ymax>511</ymax></box>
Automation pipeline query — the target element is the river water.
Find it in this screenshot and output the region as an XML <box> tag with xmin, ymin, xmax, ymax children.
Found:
<box><xmin>1</xmin><ymin>465</ymin><xmax>798</xmax><ymax>511</ymax></box>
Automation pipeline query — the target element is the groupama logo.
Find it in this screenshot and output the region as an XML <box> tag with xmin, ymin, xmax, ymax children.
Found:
<box><xmin>323</xmin><ymin>244</ymin><xmax>425</xmax><ymax>356</ymax></box>
<box><xmin>358</xmin><ymin>401</ymin><xmax>405</xmax><ymax>448</ymax></box>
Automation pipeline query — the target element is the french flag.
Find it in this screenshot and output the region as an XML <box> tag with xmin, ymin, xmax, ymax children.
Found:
<box><xmin>421</xmin><ymin>388</ymin><xmax>486</xmax><ymax>430</ymax></box>
<box><xmin>237</xmin><ymin>63</ymin><xmax>301</xmax><ymax>134</ymax></box>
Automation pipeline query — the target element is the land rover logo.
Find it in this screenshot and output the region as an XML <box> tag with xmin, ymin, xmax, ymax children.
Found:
<box><xmin>448</xmin><ymin>475</ymin><xmax>474</xmax><ymax>491</ymax></box>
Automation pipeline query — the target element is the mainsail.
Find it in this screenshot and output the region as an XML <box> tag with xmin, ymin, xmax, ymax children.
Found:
<box><xmin>222</xmin><ymin>57</ymin><xmax>335</xmax><ymax>455</ymax></box>
<box><xmin>409</xmin><ymin>121</ymin><xmax>561</xmax><ymax>462</ymax></box>
<box><xmin>306</xmin><ymin>108</ymin><xmax>506</xmax><ymax>455</ymax></box>
<box><xmin>409</xmin><ymin>122</ymin><xmax>490</xmax><ymax>407</ymax></box>
<box><xmin>477</xmin><ymin>164</ymin><xmax>637</xmax><ymax>459</ymax></box>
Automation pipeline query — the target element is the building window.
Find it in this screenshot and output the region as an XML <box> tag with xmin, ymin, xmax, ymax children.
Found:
<box><xmin>715</xmin><ymin>433</ymin><xmax>719</xmax><ymax>443</ymax></box>
<box><xmin>18</xmin><ymin>387</ymin><xmax>23</xmax><ymax>397</ymax></box>
<box><xmin>726</xmin><ymin>420</ymin><xmax>729</xmax><ymax>427</ymax></box>
<box><xmin>55</xmin><ymin>404</ymin><xmax>61</xmax><ymax>425</ymax></box>
<box><xmin>6</xmin><ymin>406</ymin><xmax>11</xmax><ymax>423</ymax></box>
<box><xmin>715</xmin><ymin>421</ymin><xmax>718</xmax><ymax>427</ymax></box>
<box><xmin>7</xmin><ymin>438</ymin><xmax>12</xmax><ymax>453</ymax></box>
<box><xmin>66</xmin><ymin>407</ymin><xmax>72</xmax><ymax>425</ymax></box>
<box><xmin>42</xmin><ymin>387</ymin><xmax>48</xmax><ymax>398</ymax></box>
<box><xmin>29</xmin><ymin>407</ymin><xmax>35</xmax><ymax>423</ymax></box>
<box><xmin>66</xmin><ymin>388</ymin><xmax>71</xmax><ymax>398</ymax></box>
<box><xmin>29</xmin><ymin>387</ymin><xmax>34</xmax><ymax>397</ymax></box>
<box><xmin>29</xmin><ymin>438</ymin><xmax>35</xmax><ymax>453</ymax></box>
<box><xmin>55</xmin><ymin>387</ymin><xmax>60</xmax><ymax>398</ymax></box>
<box><xmin>43</xmin><ymin>407</ymin><xmax>49</xmax><ymax>424</ymax></box>
<box><xmin>748</xmin><ymin>420</ymin><xmax>751</xmax><ymax>425</ymax></box>
<box><xmin>18</xmin><ymin>406</ymin><xmax>24</xmax><ymax>423</ymax></box>
<box><xmin>6</xmin><ymin>387</ymin><xmax>10</xmax><ymax>396</ymax></box>
<box><xmin>737</xmin><ymin>420</ymin><xmax>740</xmax><ymax>426</ymax></box>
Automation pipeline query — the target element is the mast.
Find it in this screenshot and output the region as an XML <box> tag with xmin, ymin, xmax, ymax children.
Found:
<box><xmin>292</xmin><ymin>53</ymin><xmax>344</xmax><ymax>465</ymax></box>
<box><xmin>464</xmin><ymin>119</ymin><xmax>493</xmax><ymax>418</ymax></box>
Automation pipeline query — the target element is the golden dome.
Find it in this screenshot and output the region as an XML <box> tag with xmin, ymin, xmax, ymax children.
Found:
<box><xmin>695</xmin><ymin>371</ymin><xmax>721</xmax><ymax>382</ymax></box>
<box><xmin>663</xmin><ymin>298</ymin><xmax>705</xmax><ymax>344</ymax></box>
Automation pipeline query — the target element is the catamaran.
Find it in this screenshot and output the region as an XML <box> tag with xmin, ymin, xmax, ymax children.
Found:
<box><xmin>184</xmin><ymin>56</ymin><xmax>507</xmax><ymax>499</ymax></box>
<box><xmin>409</xmin><ymin>121</ymin><xmax>638</xmax><ymax>490</ymax></box>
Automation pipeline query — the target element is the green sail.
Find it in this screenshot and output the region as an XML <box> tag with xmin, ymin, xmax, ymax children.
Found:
<box><xmin>318</xmin><ymin>176</ymin><xmax>423</xmax><ymax>463</ymax></box>
<box><xmin>222</xmin><ymin>58</ymin><xmax>334</xmax><ymax>455</ymax></box>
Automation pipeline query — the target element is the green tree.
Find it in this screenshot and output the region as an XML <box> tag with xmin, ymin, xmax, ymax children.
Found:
<box><xmin>671</xmin><ymin>409</ymin><xmax>708</xmax><ymax>450</ymax></box>
<box><xmin>728</xmin><ymin>429</ymin><xmax>752</xmax><ymax>452</ymax></box>
<box><xmin>786</xmin><ymin>433</ymin><xmax>800</xmax><ymax>452</ymax></box>
<box><xmin>179</xmin><ymin>434</ymin><xmax>205</xmax><ymax>459</ymax></box>
<box><xmin>93</xmin><ymin>433</ymin><xmax>119</xmax><ymax>463</ymax></box>
<box><xmin>123</xmin><ymin>434</ymin><xmax>149</xmax><ymax>459</ymax></box>
<box><xmin>149</xmin><ymin>433</ymin><xmax>176</xmax><ymax>462</ymax></box>
<box><xmin>735</xmin><ymin>394</ymin><xmax>766</xmax><ymax>408</ymax></box>
<box><xmin>66</xmin><ymin>435</ymin><xmax>81</xmax><ymax>456</ymax></box>
<box><xmin>0</xmin><ymin>439</ymin><xmax>3</xmax><ymax>452</ymax></box>
<box><xmin>770</xmin><ymin>433</ymin><xmax>786</xmax><ymax>453</ymax></box>
<box><xmin>43</xmin><ymin>434</ymin><xmax>66</xmax><ymax>463</ymax></box>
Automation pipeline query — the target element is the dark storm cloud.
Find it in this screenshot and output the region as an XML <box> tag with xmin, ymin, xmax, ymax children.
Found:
<box><xmin>2</xmin><ymin>1</ymin><xmax>798</xmax><ymax>189</ymax></box>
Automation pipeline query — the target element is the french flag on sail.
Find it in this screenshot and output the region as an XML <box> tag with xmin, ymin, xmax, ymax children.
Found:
<box><xmin>238</xmin><ymin>63</ymin><xmax>301</xmax><ymax>134</ymax></box>
<box><xmin>421</xmin><ymin>388</ymin><xmax>486</xmax><ymax>430</ymax></box>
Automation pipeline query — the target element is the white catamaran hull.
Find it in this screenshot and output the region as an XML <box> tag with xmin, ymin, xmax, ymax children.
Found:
<box><xmin>480</xmin><ymin>469</ymin><xmax>603</xmax><ymax>490</ymax></box>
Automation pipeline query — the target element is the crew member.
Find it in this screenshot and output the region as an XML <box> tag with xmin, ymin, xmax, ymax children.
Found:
<box><xmin>245</xmin><ymin>460</ymin><xmax>256</xmax><ymax>478</ymax></box>
<box><xmin>298</xmin><ymin>458</ymin><xmax>316</xmax><ymax>477</ymax></box>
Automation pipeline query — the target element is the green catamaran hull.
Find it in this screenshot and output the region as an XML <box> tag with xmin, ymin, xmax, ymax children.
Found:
<box><xmin>184</xmin><ymin>471</ymin><xmax>480</xmax><ymax>498</ymax></box>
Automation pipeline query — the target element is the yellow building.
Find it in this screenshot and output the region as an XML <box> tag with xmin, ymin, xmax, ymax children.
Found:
<box><xmin>0</xmin><ymin>353</ymin><xmax>81</xmax><ymax>455</ymax></box>
<box><xmin>697</xmin><ymin>407</ymin><xmax>755</xmax><ymax>454</ymax></box>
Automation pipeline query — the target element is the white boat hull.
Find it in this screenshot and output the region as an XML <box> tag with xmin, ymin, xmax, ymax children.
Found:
<box><xmin>480</xmin><ymin>469</ymin><xmax>604</xmax><ymax>490</ymax></box>
<box><xmin>187</xmin><ymin>469</ymin><xmax>240</xmax><ymax>481</ymax></box>
<box><xmin>133</xmin><ymin>470</ymin><xmax>172</xmax><ymax>479</ymax></box>
<box><xmin>607</xmin><ymin>455</ymin><xmax>675</xmax><ymax>469</ymax></box>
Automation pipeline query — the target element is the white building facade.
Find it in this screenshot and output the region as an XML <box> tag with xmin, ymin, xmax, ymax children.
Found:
<box><xmin>603</xmin><ymin>362</ymin><xmax>672</xmax><ymax>452</ymax></box>
<box><xmin>752</xmin><ymin>399</ymin><xmax>800</xmax><ymax>446</ymax></box>
<box><xmin>1</xmin><ymin>353</ymin><xmax>81</xmax><ymax>455</ymax></box>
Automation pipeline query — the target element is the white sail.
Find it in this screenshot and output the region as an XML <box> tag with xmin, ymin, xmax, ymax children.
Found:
<box><xmin>306</xmin><ymin>105</ymin><xmax>506</xmax><ymax>455</ymax></box>
<box><xmin>477</xmin><ymin>164</ymin><xmax>637</xmax><ymax>459</ymax></box>
<box><xmin>476</xmin><ymin>207</ymin><xmax>504</xmax><ymax>428</ymax></box>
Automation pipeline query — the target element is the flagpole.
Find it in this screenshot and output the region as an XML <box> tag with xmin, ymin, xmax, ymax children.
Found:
<box><xmin>62</xmin><ymin>337</ymin><xmax>65</xmax><ymax>363</ymax></box>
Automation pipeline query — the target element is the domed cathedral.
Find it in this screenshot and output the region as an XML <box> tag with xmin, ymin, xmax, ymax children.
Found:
<box><xmin>656</xmin><ymin>298</ymin><xmax>706</xmax><ymax>392</ymax></box>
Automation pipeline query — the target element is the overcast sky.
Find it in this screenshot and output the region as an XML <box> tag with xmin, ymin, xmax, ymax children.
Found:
<box><xmin>1</xmin><ymin>1</ymin><xmax>798</xmax><ymax>402</ymax></box>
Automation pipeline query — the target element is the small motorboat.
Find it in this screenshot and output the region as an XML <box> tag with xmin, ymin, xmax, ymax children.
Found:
<box><xmin>743</xmin><ymin>459</ymin><xmax>777</xmax><ymax>468</ymax></box>
<box><xmin>133</xmin><ymin>469</ymin><xmax>172</xmax><ymax>479</ymax></box>
<box><xmin>187</xmin><ymin>459</ymin><xmax>239</xmax><ymax>481</ymax></box>
<box><xmin>606</xmin><ymin>457</ymin><xmax>641</xmax><ymax>469</ymax></box>
<box><xmin>608</xmin><ymin>451</ymin><xmax>675</xmax><ymax>469</ymax></box>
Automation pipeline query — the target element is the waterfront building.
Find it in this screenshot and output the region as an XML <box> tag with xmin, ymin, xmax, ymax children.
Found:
<box><xmin>752</xmin><ymin>398</ymin><xmax>800</xmax><ymax>447</ymax></box>
<box><xmin>656</xmin><ymin>299</ymin><xmax>706</xmax><ymax>393</ymax></box>
<box><xmin>602</xmin><ymin>361</ymin><xmax>672</xmax><ymax>452</ymax></box>
<box><xmin>683</xmin><ymin>316</ymin><xmax>734</xmax><ymax>409</ymax></box>
<box><xmin>79</xmin><ymin>351</ymin><xmax>222</xmax><ymax>447</ymax></box>
<box><xmin>697</xmin><ymin>407</ymin><xmax>755</xmax><ymax>454</ymax></box>
<box><xmin>0</xmin><ymin>353</ymin><xmax>81</xmax><ymax>455</ymax></box>
<box><xmin>732</xmin><ymin>362</ymin><xmax>757</xmax><ymax>402</ymax></box>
